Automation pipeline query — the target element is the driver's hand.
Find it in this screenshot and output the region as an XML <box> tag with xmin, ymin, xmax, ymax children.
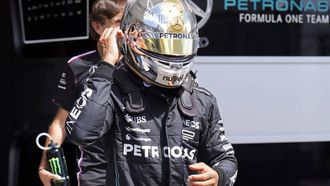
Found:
<box><xmin>188</xmin><ymin>162</ymin><xmax>219</xmax><ymax>186</ymax></box>
<box><xmin>97</xmin><ymin>27</ymin><xmax>124</xmax><ymax>66</ymax></box>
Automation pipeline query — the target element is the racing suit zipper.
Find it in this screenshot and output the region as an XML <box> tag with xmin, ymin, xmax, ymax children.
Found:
<box><xmin>165</xmin><ymin>96</ymin><xmax>179</xmax><ymax>185</ymax></box>
<box><xmin>161</xmin><ymin>98</ymin><xmax>171</xmax><ymax>185</ymax></box>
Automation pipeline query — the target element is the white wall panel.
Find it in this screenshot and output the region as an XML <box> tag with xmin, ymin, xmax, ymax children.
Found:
<box><xmin>194</xmin><ymin>56</ymin><xmax>330</xmax><ymax>144</ymax></box>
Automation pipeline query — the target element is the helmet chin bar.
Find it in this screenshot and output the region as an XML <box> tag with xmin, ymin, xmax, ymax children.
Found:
<box><xmin>125</xmin><ymin>46</ymin><xmax>191</xmax><ymax>89</ymax></box>
<box><xmin>125</xmin><ymin>58</ymin><xmax>187</xmax><ymax>89</ymax></box>
<box><xmin>186</xmin><ymin>0</ymin><xmax>213</xmax><ymax>29</ymax></box>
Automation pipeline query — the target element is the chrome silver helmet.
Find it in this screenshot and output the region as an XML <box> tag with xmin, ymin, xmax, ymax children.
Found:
<box><xmin>121</xmin><ymin>0</ymin><xmax>203</xmax><ymax>88</ymax></box>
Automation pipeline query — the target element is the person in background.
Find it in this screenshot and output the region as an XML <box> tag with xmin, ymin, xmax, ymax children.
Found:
<box><xmin>38</xmin><ymin>0</ymin><xmax>126</xmax><ymax>185</ymax></box>
<box><xmin>65</xmin><ymin>0</ymin><xmax>238</xmax><ymax>185</ymax></box>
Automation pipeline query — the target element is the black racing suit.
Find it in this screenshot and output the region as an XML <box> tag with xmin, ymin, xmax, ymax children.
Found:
<box><xmin>54</xmin><ymin>50</ymin><xmax>106</xmax><ymax>186</ymax></box>
<box><xmin>66</xmin><ymin>61</ymin><xmax>238</xmax><ymax>186</ymax></box>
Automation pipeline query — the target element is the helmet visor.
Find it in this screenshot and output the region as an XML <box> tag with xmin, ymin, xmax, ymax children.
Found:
<box><xmin>129</xmin><ymin>32</ymin><xmax>199</xmax><ymax>56</ymax></box>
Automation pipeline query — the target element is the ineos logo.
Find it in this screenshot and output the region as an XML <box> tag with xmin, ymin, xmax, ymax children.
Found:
<box><xmin>183</xmin><ymin>120</ymin><xmax>200</xmax><ymax>129</ymax></box>
<box><xmin>70</xmin><ymin>88</ymin><xmax>93</xmax><ymax>119</ymax></box>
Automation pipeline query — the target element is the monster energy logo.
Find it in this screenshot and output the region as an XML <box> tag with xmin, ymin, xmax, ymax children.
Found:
<box><xmin>49</xmin><ymin>157</ymin><xmax>62</xmax><ymax>175</ymax></box>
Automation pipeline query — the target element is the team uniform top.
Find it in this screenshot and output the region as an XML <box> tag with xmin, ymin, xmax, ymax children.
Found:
<box><xmin>66</xmin><ymin>61</ymin><xmax>238</xmax><ymax>186</ymax></box>
<box><xmin>53</xmin><ymin>50</ymin><xmax>107</xmax><ymax>186</ymax></box>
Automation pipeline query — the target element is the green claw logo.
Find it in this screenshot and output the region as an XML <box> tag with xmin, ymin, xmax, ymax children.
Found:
<box><xmin>49</xmin><ymin>157</ymin><xmax>61</xmax><ymax>175</ymax></box>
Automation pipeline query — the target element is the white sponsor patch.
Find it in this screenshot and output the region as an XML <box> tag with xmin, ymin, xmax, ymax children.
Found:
<box><xmin>230</xmin><ymin>171</ymin><xmax>238</xmax><ymax>186</ymax></box>
<box><xmin>222</xmin><ymin>143</ymin><xmax>233</xmax><ymax>151</ymax></box>
<box><xmin>123</xmin><ymin>144</ymin><xmax>196</xmax><ymax>160</ymax></box>
<box><xmin>125</xmin><ymin>114</ymin><xmax>147</xmax><ymax>124</ymax></box>
<box><xmin>182</xmin><ymin>130</ymin><xmax>195</xmax><ymax>141</ymax></box>
<box><xmin>57</xmin><ymin>85</ymin><xmax>66</xmax><ymax>90</ymax></box>
<box><xmin>183</xmin><ymin>120</ymin><xmax>200</xmax><ymax>129</ymax></box>
<box><xmin>125</xmin><ymin>127</ymin><xmax>150</xmax><ymax>133</ymax></box>
<box><xmin>59</xmin><ymin>78</ymin><xmax>66</xmax><ymax>85</ymax></box>
<box><xmin>226</xmin><ymin>150</ymin><xmax>235</xmax><ymax>155</ymax></box>
<box><xmin>125</xmin><ymin>134</ymin><xmax>151</xmax><ymax>142</ymax></box>
<box><xmin>220</xmin><ymin>134</ymin><xmax>227</xmax><ymax>141</ymax></box>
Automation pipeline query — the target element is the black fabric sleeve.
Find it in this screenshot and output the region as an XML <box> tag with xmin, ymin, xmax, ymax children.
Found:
<box><xmin>90</xmin><ymin>61</ymin><xmax>115</xmax><ymax>81</ymax></box>
<box><xmin>199</xmin><ymin>96</ymin><xmax>238</xmax><ymax>186</ymax></box>
<box><xmin>65</xmin><ymin>63</ymin><xmax>115</xmax><ymax>146</ymax></box>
